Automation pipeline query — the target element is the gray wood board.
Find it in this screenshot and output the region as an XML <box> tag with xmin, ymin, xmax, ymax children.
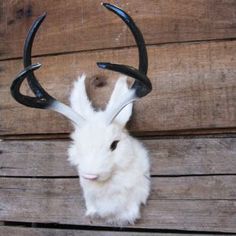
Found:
<box><xmin>1</xmin><ymin>0</ymin><xmax>236</xmax><ymax>60</ymax></box>
<box><xmin>0</xmin><ymin>178</ymin><xmax>236</xmax><ymax>232</ymax></box>
<box><xmin>0</xmin><ymin>138</ymin><xmax>235</xmax><ymax>176</ymax></box>
<box><xmin>1</xmin><ymin>41</ymin><xmax>236</xmax><ymax>135</ymax></box>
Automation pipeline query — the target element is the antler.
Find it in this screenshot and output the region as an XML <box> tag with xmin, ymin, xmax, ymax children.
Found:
<box><xmin>10</xmin><ymin>13</ymin><xmax>85</xmax><ymax>125</ymax></box>
<box><xmin>98</xmin><ymin>3</ymin><xmax>152</xmax><ymax>123</ymax></box>
<box><xmin>11</xmin><ymin>3</ymin><xmax>151</xmax><ymax>126</ymax></box>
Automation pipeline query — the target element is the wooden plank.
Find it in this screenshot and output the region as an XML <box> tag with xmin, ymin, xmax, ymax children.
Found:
<box><xmin>0</xmin><ymin>178</ymin><xmax>235</xmax><ymax>232</ymax></box>
<box><xmin>1</xmin><ymin>40</ymin><xmax>236</xmax><ymax>135</ymax></box>
<box><xmin>1</xmin><ymin>176</ymin><xmax>236</xmax><ymax>201</ymax></box>
<box><xmin>0</xmin><ymin>227</ymin><xmax>217</xmax><ymax>236</ymax></box>
<box><xmin>1</xmin><ymin>0</ymin><xmax>236</xmax><ymax>60</ymax></box>
<box><xmin>0</xmin><ymin>138</ymin><xmax>236</xmax><ymax>176</ymax></box>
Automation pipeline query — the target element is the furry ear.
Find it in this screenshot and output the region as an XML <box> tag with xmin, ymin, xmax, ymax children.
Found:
<box><xmin>70</xmin><ymin>74</ymin><xmax>95</xmax><ymax>119</ymax></box>
<box><xmin>106</xmin><ymin>76</ymin><xmax>133</xmax><ymax>127</ymax></box>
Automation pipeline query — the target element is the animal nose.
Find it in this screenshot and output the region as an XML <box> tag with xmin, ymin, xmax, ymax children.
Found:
<box><xmin>82</xmin><ymin>173</ymin><xmax>99</xmax><ymax>180</ymax></box>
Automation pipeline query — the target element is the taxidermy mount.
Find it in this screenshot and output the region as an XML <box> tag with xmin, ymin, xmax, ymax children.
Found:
<box><xmin>11</xmin><ymin>3</ymin><xmax>152</xmax><ymax>225</ymax></box>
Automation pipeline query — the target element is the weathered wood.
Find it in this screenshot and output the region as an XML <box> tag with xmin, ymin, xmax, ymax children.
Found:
<box><xmin>0</xmin><ymin>138</ymin><xmax>236</xmax><ymax>176</ymax></box>
<box><xmin>1</xmin><ymin>40</ymin><xmax>236</xmax><ymax>135</ymax></box>
<box><xmin>1</xmin><ymin>0</ymin><xmax>236</xmax><ymax>60</ymax></box>
<box><xmin>1</xmin><ymin>177</ymin><xmax>236</xmax><ymax>201</ymax></box>
<box><xmin>0</xmin><ymin>178</ymin><xmax>235</xmax><ymax>232</ymax></box>
<box><xmin>0</xmin><ymin>227</ymin><xmax>217</xmax><ymax>236</ymax></box>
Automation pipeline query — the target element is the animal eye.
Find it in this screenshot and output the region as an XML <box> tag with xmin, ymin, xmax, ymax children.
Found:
<box><xmin>110</xmin><ymin>140</ymin><xmax>119</xmax><ymax>151</ymax></box>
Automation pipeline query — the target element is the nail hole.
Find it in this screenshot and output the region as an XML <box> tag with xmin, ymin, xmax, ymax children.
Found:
<box><xmin>25</xmin><ymin>5</ymin><xmax>33</xmax><ymax>17</ymax></box>
<box><xmin>16</xmin><ymin>8</ymin><xmax>24</xmax><ymax>19</ymax></box>
<box><xmin>16</xmin><ymin>5</ymin><xmax>32</xmax><ymax>19</ymax></box>
<box><xmin>92</xmin><ymin>76</ymin><xmax>107</xmax><ymax>87</ymax></box>
<box><xmin>7</xmin><ymin>19</ymin><xmax>15</xmax><ymax>25</ymax></box>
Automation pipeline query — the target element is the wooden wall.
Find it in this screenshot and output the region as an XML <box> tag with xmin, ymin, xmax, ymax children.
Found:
<box><xmin>0</xmin><ymin>0</ymin><xmax>236</xmax><ymax>235</ymax></box>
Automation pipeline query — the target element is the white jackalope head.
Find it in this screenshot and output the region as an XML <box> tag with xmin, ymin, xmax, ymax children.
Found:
<box><xmin>10</xmin><ymin>4</ymin><xmax>153</xmax><ymax>224</ymax></box>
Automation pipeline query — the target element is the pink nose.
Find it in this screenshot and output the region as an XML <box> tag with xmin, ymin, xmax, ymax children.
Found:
<box><xmin>82</xmin><ymin>174</ymin><xmax>98</xmax><ymax>180</ymax></box>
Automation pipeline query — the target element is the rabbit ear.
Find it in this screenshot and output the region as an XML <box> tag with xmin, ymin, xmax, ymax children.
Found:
<box><xmin>106</xmin><ymin>77</ymin><xmax>133</xmax><ymax>126</ymax></box>
<box><xmin>70</xmin><ymin>74</ymin><xmax>95</xmax><ymax>120</ymax></box>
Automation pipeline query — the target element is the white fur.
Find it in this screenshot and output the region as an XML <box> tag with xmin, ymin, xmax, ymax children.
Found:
<box><xmin>68</xmin><ymin>75</ymin><xmax>150</xmax><ymax>226</ymax></box>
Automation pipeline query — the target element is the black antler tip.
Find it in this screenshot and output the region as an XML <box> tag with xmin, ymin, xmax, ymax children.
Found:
<box><xmin>101</xmin><ymin>2</ymin><xmax>110</xmax><ymax>8</ymax></box>
<box><xmin>14</xmin><ymin>63</ymin><xmax>41</xmax><ymax>80</ymax></box>
<box><xmin>97</xmin><ymin>62</ymin><xmax>109</xmax><ymax>69</ymax></box>
<box><xmin>102</xmin><ymin>2</ymin><xmax>117</xmax><ymax>9</ymax></box>
<box><xmin>31</xmin><ymin>63</ymin><xmax>42</xmax><ymax>69</ymax></box>
<box><xmin>38</xmin><ymin>12</ymin><xmax>47</xmax><ymax>22</ymax></box>
<box><xmin>102</xmin><ymin>3</ymin><xmax>129</xmax><ymax>21</ymax></box>
<box><xmin>102</xmin><ymin>2</ymin><xmax>118</xmax><ymax>10</ymax></box>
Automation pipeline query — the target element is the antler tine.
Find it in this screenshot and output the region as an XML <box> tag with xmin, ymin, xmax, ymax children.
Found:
<box><xmin>97</xmin><ymin>3</ymin><xmax>152</xmax><ymax>98</ymax></box>
<box><xmin>10</xmin><ymin>14</ymin><xmax>85</xmax><ymax>126</ymax></box>
<box><xmin>24</xmin><ymin>13</ymin><xmax>47</xmax><ymax>96</ymax></box>
<box><xmin>98</xmin><ymin>3</ymin><xmax>152</xmax><ymax>123</ymax></box>
<box><xmin>11</xmin><ymin>64</ymin><xmax>43</xmax><ymax>107</ymax></box>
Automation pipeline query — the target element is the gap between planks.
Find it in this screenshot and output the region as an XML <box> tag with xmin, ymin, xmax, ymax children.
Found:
<box><xmin>1</xmin><ymin>224</ymin><xmax>236</xmax><ymax>235</ymax></box>
<box><xmin>1</xmin><ymin>128</ymin><xmax>236</xmax><ymax>141</ymax></box>
<box><xmin>1</xmin><ymin>37</ymin><xmax>236</xmax><ymax>63</ymax></box>
<box><xmin>1</xmin><ymin>173</ymin><xmax>236</xmax><ymax>179</ymax></box>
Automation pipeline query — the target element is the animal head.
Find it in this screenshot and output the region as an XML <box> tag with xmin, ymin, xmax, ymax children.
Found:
<box><xmin>68</xmin><ymin>75</ymin><xmax>134</xmax><ymax>181</ymax></box>
<box><xmin>10</xmin><ymin>3</ymin><xmax>152</xmax><ymax>182</ymax></box>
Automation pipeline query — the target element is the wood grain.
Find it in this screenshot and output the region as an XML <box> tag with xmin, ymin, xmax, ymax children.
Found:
<box><xmin>1</xmin><ymin>176</ymin><xmax>235</xmax><ymax>201</ymax></box>
<box><xmin>1</xmin><ymin>0</ymin><xmax>236</xmax><ymax>60</ymax></box>
<box><xmin>0</xmin><ymin>227</ymin><xmax>217</xmax><ymax>236</ymax></box>
<box><xmin>1</xmin><ymin>1</ymin><xmax>236</xmax><ymax>234</ymax></box>
<box><xmin>0</xmin><ymin>178</ymin><xmax>235</xmax><ymax>232</ymax></box>
<box><xmin>1</xmin><ymin>40</ymin><xmax>236</xmax><ymax>136</ymax></box>
<box><xmin>0</xmin><ymin>138</ymin><xmax>235</xmax><ymax>176</ymax></box>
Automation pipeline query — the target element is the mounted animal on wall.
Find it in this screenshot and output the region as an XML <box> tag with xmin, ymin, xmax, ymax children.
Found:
<box><xmin>10</xmin><ymin>3</ymin><xmax>152</xmax><ymax>225</ymax></box>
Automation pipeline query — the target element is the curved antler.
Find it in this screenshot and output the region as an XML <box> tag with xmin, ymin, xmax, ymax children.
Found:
<box><xmin>98</xmin><ymin>3</ymin><xmax>152</xmax><ymax>123</ymax></box>
<box><xmin>10</xmin><ymin>13</ymin><xmax>85</xmax><ymax>126</ymax></box>
<box><xmin>11</xmin><ymin>4</ymin><xmax>151</xmax><ymax>126</ymax></box>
